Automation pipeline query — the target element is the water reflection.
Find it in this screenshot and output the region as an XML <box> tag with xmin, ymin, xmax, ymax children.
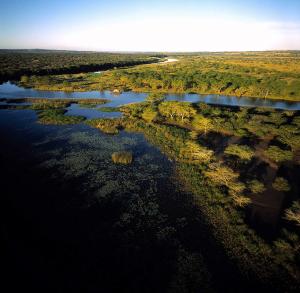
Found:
<box><xmin>1</xmin><ymin>82</ymin><xmax>300</xmax><ymax>110</ymax></box>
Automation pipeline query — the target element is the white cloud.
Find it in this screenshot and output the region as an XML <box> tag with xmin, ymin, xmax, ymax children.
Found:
<box><xmin>38</xmin><ymin>15</ymin><xmax>300</xmax><ymax>51</ymax></box>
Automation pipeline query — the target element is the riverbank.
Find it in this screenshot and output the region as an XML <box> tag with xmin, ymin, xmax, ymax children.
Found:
<box><xmin>14</xmin><ymin>52</ymin><xmax>300</xmax><ymax>102</ymax></box>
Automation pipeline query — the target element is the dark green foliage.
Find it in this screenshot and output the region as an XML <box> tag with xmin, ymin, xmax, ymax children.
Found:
<box><xmin>224</xmin><ymin>144</ymin><xmax>255</xmax><ymax>161</ymax></box>
<box><xmin>86</xmin><ymin>118</ymin><xmax>122</xmax><ymax>134</ymax></box>
<box><xmin>264</xmin><ymin>146</ymin><xmax>293</xmax><ymax>163</ymax></box>
<box><xmin>272</xmin><ymin>177</ymin><xmax>291</xmax><ymax>192</ymax></box>
<box><xmin>0</xmin><ymin>49</ymin><xmax>161</xmax><ymax>82</ymax></box>
<box><xmin>97</xmin><ymin>107</ymin><xmax>120</xmax><ymax>112</ymax></box>
<box><xmin>247</xmin><ymin>180</ymin><xmax>266</xmax><ymax>194</ymax></box>
<box><xmin>37</xmin><ymin>109</ymin><xmax>85</xmax><ymax>125</ymax></box>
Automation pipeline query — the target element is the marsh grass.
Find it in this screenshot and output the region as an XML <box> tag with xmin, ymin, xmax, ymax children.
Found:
<box><xmin>37</xmin><ymin>109</ymin><xmax>86</xmax><ymax>125</ymax></box>
<box><xmin>97</xmin><ymin>107</ymin><xmax>120</xmax><ymax>112</ymax></box>
<box><xmin>86</xmin><ymin>118</ymin><xmax>123</xmax><ymax>134</ymax></box>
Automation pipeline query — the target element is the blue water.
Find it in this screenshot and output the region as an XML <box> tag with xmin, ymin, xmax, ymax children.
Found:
<box><xmin>1</xmin><ymin>81</ymin><xmax>300</xmax><ymax>110</ymax></box>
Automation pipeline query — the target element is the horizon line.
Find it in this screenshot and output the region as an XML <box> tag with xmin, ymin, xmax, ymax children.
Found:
<box><xmin>1</xmin><ymin>48</ymin><xmax>300</xmax><ymax>53</ymax></box>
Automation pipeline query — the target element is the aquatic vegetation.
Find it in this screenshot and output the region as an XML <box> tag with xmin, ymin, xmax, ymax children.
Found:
<box><xmin>86</xmin><ymin>118</ymin><xmax>123</xmax><ymax>134</ymax></box>
<box><xmin>29</xmin><ymin>101</ymin><xmax>71</xmax><ymax>110</ymax></box>
<box><xmin>111</xmin><ymin>151</ymin><xmax>133</xmax><ymax>164</ymax></box>
<box><xmin>77</xmin><ymin>99</ymin><xmax>108</xmax><ymax>107</ymax></box>
<box><xmin>37</xmin><ymin>109</ymin><xmax>86</xmax><ymax>125</ymax></box>
<box><xmin>97</xmin><ymin>107</ymin><xmax>120</xmax><ymax>112</ymax></box>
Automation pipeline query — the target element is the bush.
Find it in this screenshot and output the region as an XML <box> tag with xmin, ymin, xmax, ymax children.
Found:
<box><xmin>272</xmin><ymin>177</ymin><xmax>290</xmax><ymax>192</ymax></box>
<box><xmin>224</xmin><ymin>144</ymin><xmax>255</xmax><ymax>161</ymax></box>
<box><xmin>284</xmin><ymin>201</ymin><xmax>300</xmax><ymax>226</ymax></box>
<box><xmin>264</xmin><ymin>146</ymin><xmax>293</xmax><ymax>163</ymax></box>
<box><xmin>141</xmin><ymin>108</ymin><xmax>159</xmax><ymax>122</ymax></box>
<box><xmin>247</xmin><ymin>180</ymin><xmax>266</xmax><ymax>194</ymax></box>
<box><xmin>146</xmin><ymin>93</ymin><xmax>165</xmax><ymax>104</ymax></box>
<box><xmin>112</xmin><ymin>151</ymin><xmax>133</xmax><ymax>164</ymax></box>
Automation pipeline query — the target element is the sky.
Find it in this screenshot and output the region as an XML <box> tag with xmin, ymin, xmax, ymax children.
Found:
<box><xmin>0</xmin><ymin>0</ymin><xmax>300</xmax><ymax>51</ymax></box>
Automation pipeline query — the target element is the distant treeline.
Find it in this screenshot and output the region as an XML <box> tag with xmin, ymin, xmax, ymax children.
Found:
<box><xmin>0</xmin><ymin>50</ymin><xmax>164</xmax><ymax>82</ymax></box>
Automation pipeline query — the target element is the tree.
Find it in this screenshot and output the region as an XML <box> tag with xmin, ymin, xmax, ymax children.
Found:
<box><xmin>192</xmin><ymin>114</ymin><xmax>213</xmax><ymax>134</ymax></box>
<box><xmin>247</xmin><ymin>180</ymin><xmax>266</xmax><ymax>194</ymax></box>
<box><xmin>141</xmin><ymin>108</ymin><xmax>158</xmax><ymax>122</ymax></box>
<box><xmin>180</xmin><ymin>141</ymin><xmax>213</xmax><ymax>163</ymax></box>
<box><xmin>158</xmin><ymin>101</ymin><xmax>196</xmax><ymax>121</ymax></box>
<box><xmin>284</xmin><ymin>201</ymin><xmax>300</xmax><ymax>226</ymax></box>
<box><xmin>204</xmin><ymin>163</ymin><xmax>239</xmax><ymax>187</ymax></box>
<box><xmin>272</xmin><ymin>177</ymin><xmax>290</xmax><ymax>192</ymax></box>
<box><xmin>264</xmin><ymin>146</ymin><xmax>293</xmax><ymax>163</ymax></box>
<box><xmin>158</xmin><ymin>102</ymin><xmax>177</xmax><ymax>119</ymax></box>
<box><xmin>146</xmin><ymin>93</ymin><xmax>165</xmax><ymax>104</ymax></box>
<box><xmin>20</xmin><ymin>75</ymin><xmax>29</xmax><ymax>83</ymax></box>
<box><xmin>224</xmin><ymin>144</ymin><xmax>255</xmax><ymax>161</ymax></box>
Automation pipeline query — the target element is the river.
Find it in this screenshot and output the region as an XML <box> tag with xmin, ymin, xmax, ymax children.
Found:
<box><xmin>1</xmin><ymin>81</ymin><xmax>300</xmax><ymax>110</ymax></box>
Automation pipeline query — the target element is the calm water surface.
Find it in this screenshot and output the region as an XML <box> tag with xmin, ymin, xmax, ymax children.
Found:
<box><xmin>1</xmin><ymin>81</ymin><xmax>300</xmax><ymax>110</ymax></box>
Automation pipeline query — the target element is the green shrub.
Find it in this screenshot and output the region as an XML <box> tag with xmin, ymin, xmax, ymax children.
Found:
<box><xmin>224</xmin><ymin>144</ymin><xmax>255</xmax><ymax>161</ymax></box>
<box><xmin>247</xmin><ymin>180</ymin><xmax>266</xmax><ymax>194</ymax></box>
<box><xmin>141</xmin><ymin>108</ymin><xmax>159</xmax><ymax>122</ymax></box>
<box><xmin>272</xmin><ymin>177</ymin><xmax>290</xmax><ymax>192</ymax></box>
<box><xmin>284</xmin><ymin>201</ymin><xmax>300</xmax><ymax>226</ymax></box>
<box><xmin>264</xmin><ymin>146</ymin><xmax>293</xmax><ymax>163</ymax></box>
<box><xmin>192</xmin><ymin>114</ymin><xmax>213</xmax><ymax>134</ymax></box>
<box><xmin>146</xmin><ymin>93</ymin><xmax>165</xmax><ymax>104</ymax></box>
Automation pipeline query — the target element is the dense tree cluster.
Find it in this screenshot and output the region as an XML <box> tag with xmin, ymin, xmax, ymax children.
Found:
<box><xmin>0</xmin><ymin>49</ymin><xmax>161</xmax><ymax>82</ymax></box>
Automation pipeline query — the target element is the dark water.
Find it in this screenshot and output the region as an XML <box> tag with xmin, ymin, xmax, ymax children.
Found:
<box><xmin>1</xmin><ymin>81</ymin><xmax>300</xmax><ymax>110</ymax></box>
<box><xmin>0</xmin><ymin>109</ymin><xmax>272</xmax><ymax>292</ymax></box>
<box><xmin>0</xmin><ymin>82</ymin><xmax>297</xmax><ymax>291</ymax></box>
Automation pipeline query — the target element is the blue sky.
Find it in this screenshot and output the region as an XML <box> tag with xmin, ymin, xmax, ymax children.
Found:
<box><xmin>1</xmin><ymin>0</ymin><xmax>300</xmax><ymax>51</ymax></box>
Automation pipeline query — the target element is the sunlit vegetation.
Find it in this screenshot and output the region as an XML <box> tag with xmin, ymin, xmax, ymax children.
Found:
<box><xmin>284</xmin><ymin>201</ymin><xmax>300</xmax><ymax>226</ymax></box>
<box><xmin>264</xmin><ymin>146</ymin><xmax>293</xmax><ymax>163</ymax></box>
<box><xmin>247</xmin><ymin>180</ymin><xmax>266</xmax><ymax>194</ymax></box>
<box><xmin>1</xmin><ymin>91</ymin><xmax>300</xmax><ymax>289</ymax></box>
<box><xmin>111</xmin><ymin>151</ymin><xmax>133</xmax><ymax>164</ymax></box>
<box><xmin>224</xmin><ymin>144</ymin><xmax>255</xmax><ymax>161</ymax></box>
<box><xmin>86</xmin><ymin>118</ymin><xmax>122</xmax><ymax>134</ymax></box>
<box><xmin>0</xmin><ymin>98</ymin><xmax>110</xmax><ymax>123</ymax></box>
<box><xmin>0</xmin><ymin>49</ymin><xmax>162</xmax><ymax>82</ymax></box>
<box><xmin>20</xmin><ymin>51</ymin><xmax>300</xmax><ymax>101</ymax></box>
<box><xmin>93</xmin><ymin>97</ymin><xmax>299</xmax><ymax>288</ymax></box>
<box><xmin>37</xmin><ymin>109</ymin><xmax>85</xmax><ymax>125</ymax></box>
